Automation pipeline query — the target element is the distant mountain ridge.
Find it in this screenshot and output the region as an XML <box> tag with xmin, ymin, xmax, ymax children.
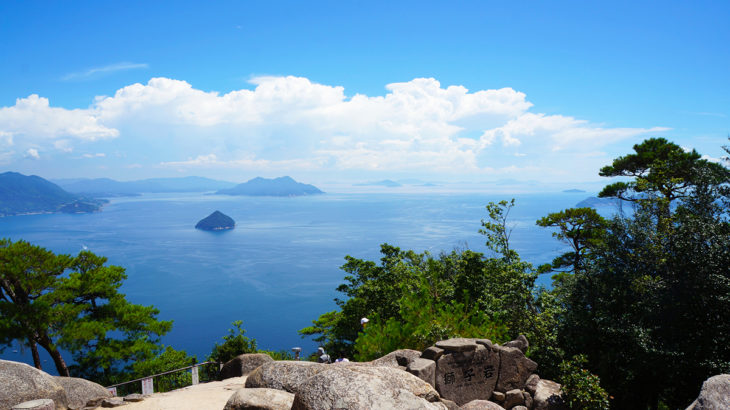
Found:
<box><xmin>54</xmin><ymin>176</ymin><xmax>236</xmax><ymax>196</ymax></box>
<box><xmin>0</xmin><ymin>172</ymin><xmax>104</xmax><ymax>216</ymax></box>
<box><xmin>215</xmin><ymin>176</ymin><xmax>323</xmax><ymax>197</ymax></box>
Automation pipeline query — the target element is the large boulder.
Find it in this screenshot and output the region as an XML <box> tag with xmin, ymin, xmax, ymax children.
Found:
<box><xmin>224</xmin><ymin>388</ymin><xmax>295</xmax><ymax>410</ymax></box>
<box><xmin>370</xmin><ymin>349</ymin><xmax>422</xmax><ymax>369</ymax></box>
<box><xmin>290</xmin><ymin>365</ymin><xmax>446</xmax><ymax>410</ymax></box>
<box><xmin>493</xmin><ymin>346</ymin><xmax>537</xmax><ymax>392</ymax></box>
<box><xmin>436</xmin><ymin>338</ymin><xmax>478</xmax><ymax>352</ymax></box>
<box><xmin>53</xmin><ymin>377</ymin><xmax>111</xmax><ymax>409</ymax></box>
<box><xmin>532</xmin><ymin>379</ymin><xmax>565</xmax><ymax>410</ymax></box>
<box><xmin>407</xmin><ymin>358</ymin><xmax>436</xmax><ymax>387</ymax></box>
<box><xmin>220</xmin><ymin>354</ymin><xmax>274</xmax><ymax>380</ymax></box>
<box><xmin>502</xmin><ymin>335</ymin><xmax>529</xmax><ymax>354</ymax></box>
<box><xmin>435</xmin><ymin>344</ymin><xmax>500</xmax><ymax>405</ymax></box>
<box><xmin>245</xmin><ymin>361</ymin><xmax>329</xmax><ymax>393</ymax></box>
<box><xmin>0</xmin><ymin>360</ymin><xmax>69</xmax><ymax>410</ymax></box>
<box><xmin>686</xmin><ymin>374</ymin><xmax>730</xmax><ymax>410</ymax></box>
<box><xmin>459</xmin><ymin>400</ymin><xmax>506</xmax><ymax>410</ymax></box>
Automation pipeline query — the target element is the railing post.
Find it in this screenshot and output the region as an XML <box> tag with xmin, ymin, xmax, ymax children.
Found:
<box><xmin>141</xmin><ymin>377</ymin><xmax>154</xmax><ymax>395</ymax></box>
<box><xmin>191</xmin><ymin>365</ymin><xmax>199</xmax><ymax>385</ymax></box>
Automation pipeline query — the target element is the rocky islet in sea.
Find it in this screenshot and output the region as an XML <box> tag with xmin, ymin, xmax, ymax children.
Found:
<box><xmin>195</xmin><ymin>211</ymin><xmax>235</xmax><ymax>231</ymax></box>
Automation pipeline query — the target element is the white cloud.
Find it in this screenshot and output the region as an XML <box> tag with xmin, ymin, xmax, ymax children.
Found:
<box><xmin>62</xmin><ymin>62</ymin><xmax>148</xmax><ymax>81</ymax></box>
<box><xmin>81</xmin><ymin>153</ymin><xmax>106</xmax><ymax>158</ymax></box>
<box><xmin>0</xmin><ymin>94</ymin><xmax>119</xmax><ymax>142</ymax></box>
<box><xmin>25</xmin><ymin>148</ymin><xmax>40</xmax><ymax>159</ymax></box>
<box><xmin>0</xmin><ymin>76</ymin><xmax>669</xmax><ymax>180</ymax></box>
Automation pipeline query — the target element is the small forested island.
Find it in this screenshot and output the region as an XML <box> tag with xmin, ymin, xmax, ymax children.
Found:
<box><xmin>0</xmin><ymin>171</ymin><xmax>104</xmax><ymax>216</ymax></box>
<box><xmin>195</xmin><ymin>210</ymin><xmax>235</xmax><ymax>231</ymax></box>
<box><xmin>215</xmin><ymin>176</ymin><xmax>323</xmax><ymax>196</ymax></box>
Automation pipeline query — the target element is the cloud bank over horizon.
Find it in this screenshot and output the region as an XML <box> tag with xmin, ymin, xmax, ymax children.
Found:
<box><xmin>0</xmin><ymin>76</ymin><xmax>669</xmax><ymax>184</ymax></box>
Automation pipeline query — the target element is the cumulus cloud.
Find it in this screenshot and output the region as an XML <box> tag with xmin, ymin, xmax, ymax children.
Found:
<box><xmin>0</xmin><ymin>76</ymin><xmax>668</xmax><ymax>180</ymax></box>
<box><xmin>0</xmin><ymin>95</ymin><xmax>118</xmax><ymax>141</ymax></box>
<box><xmin>25</xmin><ymin>148</ymin><xmax>40</xmax><ymax>159</ymax></box>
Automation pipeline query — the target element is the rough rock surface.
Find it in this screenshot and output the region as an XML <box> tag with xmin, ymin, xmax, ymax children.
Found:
<box><xmin>290</xmin><ymin>365</ymin><xmax>446</xmax><ymax>410</ymax></box>
<box><xmin>100</xmin><ymin>397</ymin><xmax>125</xmax><ymax>408</ymax></box>
<box><xmin>436</xmin><ymin>338</ymin><xmax>478</xmax><ymax>352</ymax></box>
<box><xmin>525</xmin><ymin>374</ymin><xmax>540</xmax><ymax>395</ymax></box>
<box><xmin>245</xmin><ymin>361</ymin><xmax>329</xmax><ymax>393</ymax></box>
<box><xmin>533</xmin><ymin>379</ymin><xmax>564</xmax><ymax>410</ymax></box>
<box><xmin>503</xmin><ymin>389</ymin><xmax>525</xmax><ymax>408</ymax></box>
<box><xmin>458</xmin><ymin>400</ymin><xmax>506</xmax><ymax>409</ymax></box>
<box><xmin>422</xmin><ymin>346</ymin><xmax>445</xmax><ymax>361</ymax></box>
<box><xmin>54</xmin><ymin>376</ymin><xmax>111</xmax><ymax>409</ymax></box>
<box><xmin>0</xmin><ymin>360</ymin><xmax>69</xmax><ymax>410</ymax></box>
<box><xmin>407</xmin><ymin>358</ymin><xmax>437</xmax><ymax>387</ymax></box>
<box><xmin>223</xmin><ymin>388</ymin><xmax>294</xmax><ymax>410</ymax></box>
<box><xmin>122</xmin><ymin>394</ymin><xmax>145</xmax><ymax>402</ymax></box>
<box><xmin>436</xmin><ymin>344</ymin><xmax>499</xmax><ymax>405</ymax></box>
<box><xmin>10</xmin><ymin>399</ymin><xmax>55</xmax><ymax>410</ymax></box>
<box><xmin>220</xmin><ymin>354</ymin><xmax>274</xmax><ymax>380</ymax></box>
<box><xmin>494</xmin><ymin>346</ymin><xmax>538</xmax><ymax>392</ymax></box>
<box><xmin>686</xmin><ymin>374</ymin><xmax>730</xmax><ymax>410</ymax></box>
<box><xmin>370</xmin><ymin>349</ymin><xmax>422</xmax><ymax>368</ymax></box>
<box><xmin>502</xmin><ymin>335</ymin><xmax>529</xmax><ymax>354</ymax></box>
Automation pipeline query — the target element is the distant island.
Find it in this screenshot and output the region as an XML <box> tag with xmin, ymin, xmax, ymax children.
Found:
<box><xmin>215</xmin><ymin>176</ymin><xmax>323</xmax><ymax>197</ymax></box>
<box><xmin>576</xmin><ymin>196</ymin><xmax>623</xmax><ymax>208</ymax></box>
<box><xmin>0</xmin><ymin>172</ymin><xmax>105</xmax><ymax>217</ymax></box>
<box><xmin>53</xmin><ymin>176</ymin><xmax>237</xmax><ymax>197</ymax></box>
<box><xmin>195</xmin><ymin>211</ymin><xmax>235</xmax><ymax>231</ymax></box>
<box><xmin>354</xmin><ymin>179</ymin><xmax>402</xmax><ymax>188</ymax></box>
<box><xmin>563</xmin><ymin>189</ymin><xmax>586</xmax><ymax>193</ymax></box>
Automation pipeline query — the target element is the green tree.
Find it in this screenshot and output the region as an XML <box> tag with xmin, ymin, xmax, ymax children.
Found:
<box><xmin>131</xmin><ymin>346</ymin><xmax>196</xmax><ymax>393</ymax></box>
<box><xmin>302</xmin><ymin>199</ymin><xmax>564</xmax><ymax>375</ymax></box>
<box><xmin>0</xmin><ymin>239</ymin><xmax>71</xmax><ymax>374</ymax></box>
<box><xmin>536</xmin><ymin>207</ymin><xmax>607</xmax><ymax>273</ymax></box>
<box><xmin>353</xmin><ymin>278</ymin><xmax>507</xmax><ymax>361</ymax></box>
<box><xmin>598</xmin><ymin>137</ymin><xmax>729</xmax><ymax>225</ymax></box>
<box><xmin>207</xmin><ymin>320</ymin><xmax>257</xmax><ymax>364</ymax></box>
<box><xmin>558</xmin><ymin>355</ymin><xmax>610</xmax><ymax>410</ymax></box>
<box><xmin>559</xmin><ymin>138</ymin><xmax>730</xmax><ymax>409</ymax></box>
<box><xmin>0</xmin><ymin>240</ymin><xmax>171</xmax><ymax>381</ymax></box>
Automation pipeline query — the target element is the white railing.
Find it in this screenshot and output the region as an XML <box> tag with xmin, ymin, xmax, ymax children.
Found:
<box><xmin>105</xmin><ymin>361</ymin><xmax>222</xmax><ymax>396</ymax></box>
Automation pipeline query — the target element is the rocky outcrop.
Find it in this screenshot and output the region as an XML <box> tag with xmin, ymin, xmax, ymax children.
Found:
<box><xmin>220</xmin><ymin>354</ymin><xmax>274</xmax><ymax>380</ymax></box>
<box><xmin>290</xmin><ymin>365</ymin><xmax>446</xmax><ymax>410</ymax></box>
<box><xmin>494</xmin><ymin>345</ymin><xmax>538</xmax><ymax>392</ymax></box>
<box><xmin>196</xmin><ymin>211</ymin><xmax>235</xmax><ymax>231</ymax></box>
<box><xmin>244</xmin><ymin>361</ymin><xmax>329</xmax><ymax>393</ymax></box>
<box><xmin>686</xmin><ymin>374</ymin><xmax>730</xmax><ymax>410</ymax></box>
<box><xmin>224</xmin><ymin>388</ymin><xmax>294</xmax><ymax>410</ymax></box>
<box><xmin>0</xmin><ymin>360</ymin><xmax>69</xmax><ymax>410</ymax></box>
<box><xmin>369</xmin><ymin>349</ymin><xmax>421</xmax><ymax>369</ymax></box>
<box><xmin>460</xmin><ymin>400</ymin><xmax>506</xmax><ymax>410</ymax></box>
<box><xmin>53</xmin><ymin>377</ymin><xmax>110</xmax><ymax>409</ymax></box>
<box><xmin>532</xmin><ymin>379</ymin><xmax>565</xmax><ymax>410</ymax></box>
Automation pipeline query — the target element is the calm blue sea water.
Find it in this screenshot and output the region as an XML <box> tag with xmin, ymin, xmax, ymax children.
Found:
<box><xmin>0</xmin><ymin>191</ymin><xmax>593</xmax><ymax>369</ymax></box>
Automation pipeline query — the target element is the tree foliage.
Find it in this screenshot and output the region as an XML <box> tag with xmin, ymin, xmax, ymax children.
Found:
<box><xmin>353</xmin><ymin>278</ymin><xmax>507</xmax><ymax>361</ymax></box>
<box><xmin>0</xmin><ymin>240</ymin><xmax>171</xmax><ymax>383</ymax></box>
<box><xmin>207</xmin><ymin>320</ymin><xmax>257</xmax><ymax>364</ymax></box>
<box><xmin>301</xmin><ymin>200</ymin><xmax>563</xmax><ymax>375</ymax></box>
<box><xmin>557</xmin><ymin>138</ymin><xmax>730</xmax><ymax>409</ymax></box>
<box><xmin>558</xmin><ymin>355</ymin><xmax>610</xmax><ymax>410</ymax></box>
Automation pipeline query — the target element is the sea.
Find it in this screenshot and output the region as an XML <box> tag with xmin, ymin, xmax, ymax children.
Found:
<box><xmin>0</xmin><ymin>190</ymin><xmax>599</xmax><ymax>370</ymax></box>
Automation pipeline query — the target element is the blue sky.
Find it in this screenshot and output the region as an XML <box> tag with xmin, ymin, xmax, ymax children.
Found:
<box><xmin>1</xmin><ymin>1</ymin><xmax>728</xmax><ymax>188</ymax></box>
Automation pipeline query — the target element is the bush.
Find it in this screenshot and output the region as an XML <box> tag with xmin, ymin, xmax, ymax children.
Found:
<box><xmin>207</xmin><ymin>320</ymin><xmax>258</xmax><ymax>364</ymax></box>
<box><xmin>558</xmin><ymin>355</ymin><xmax>610</xmax><ymax>410</ymax></box>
